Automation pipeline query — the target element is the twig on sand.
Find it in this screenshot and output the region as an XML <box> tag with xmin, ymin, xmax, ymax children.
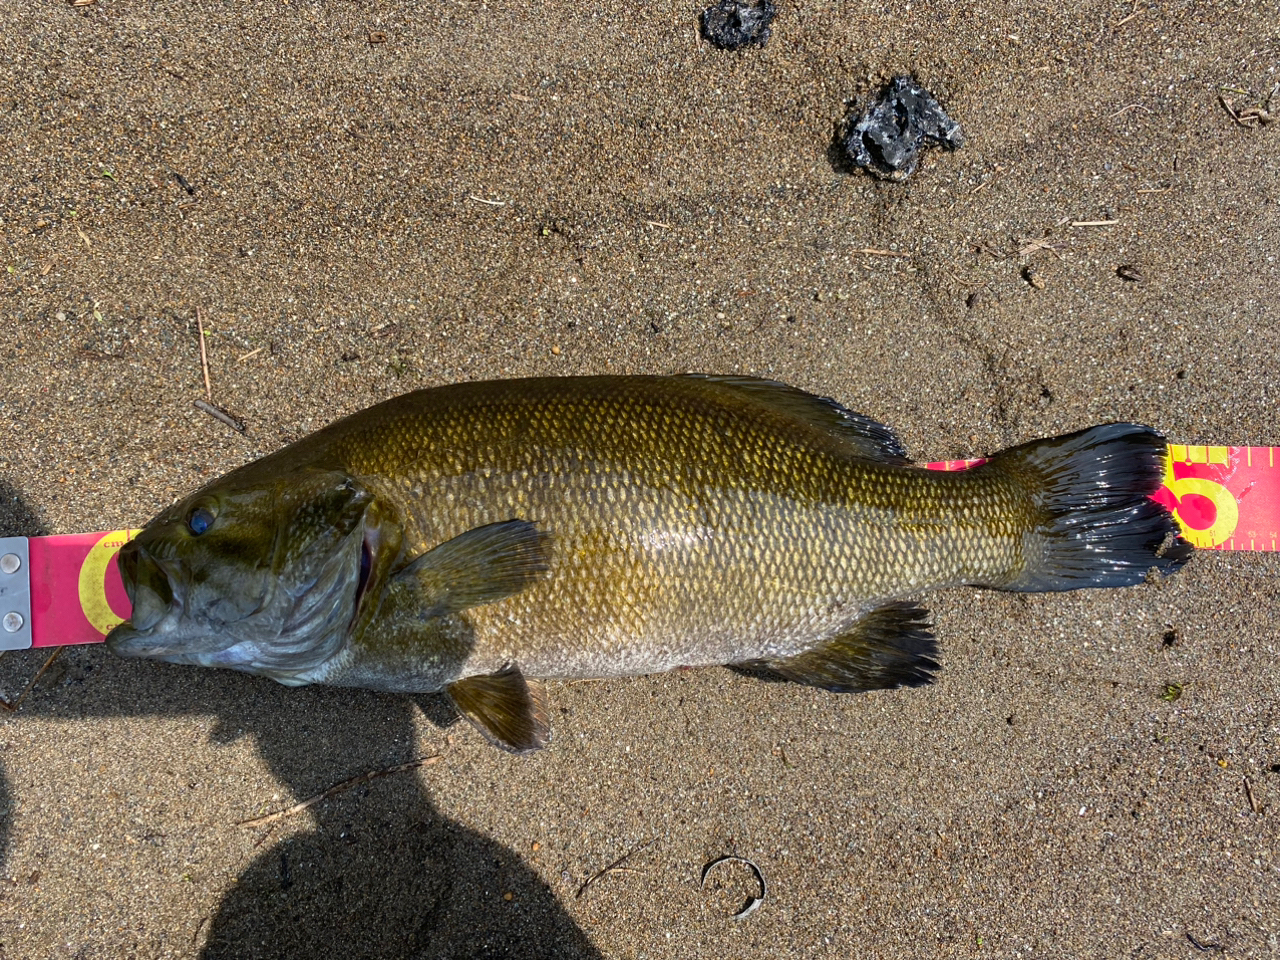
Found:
<box><xmin>1070</xmin><ymin>219</ymin><xmax>1120</xmax><ymax>227</ymax></box>
<box><xmin>251</xmin><ymin>824</ymin><xmax>278</xmax><ymax>849</ymax></box>
<box><xmin>468</xmin><ymin>195</ymin><xmax>506</xmax><ymax>206</ymax></box>
<box><xmin>1243</xmin><ymin>777</ymin><xmax>1260</xmax><ymax>814</ymax></box>
<box><xmin>1018</xmin><ymin>235</ymin><xmax>1064</xmax><ymax>259</ymax></box>
<box><xmin>196</xmin><ymin>306</ymin><xmax>212</xmax><ymax>401</ymax></box>
<box><xmin>190</xmin><ymin>914</ymin><xmax>210</xmax><ymax>946</ymax></box>
<box><xmin>1108</xmin><ymin>103</ymin><xmax>1153</xmax><ymax>118</ymax></box>
<box><xmin>576</xmin><ymin>836</ymin><xmax>659</xmax><ymax>899</ymax></box>
<box><xmin>1185</xmin><ymin>932</ymin><xmax>1225</xmax><ymax>952</ymax></box>
<box><xmin>852</xmin><ymin>247</ymin><xmax>909</xmax><ymax>258</ymax></box>
<box><xmin>943</xmin><ymin>268</ymin><xmax>985</xmax><ymax>288</ymax></box>
<box><xmin>193</xmin><ymin>399</ymin><xmax>246</xmax><ymax>434</ymax></box>
<box><xmin>237</xmin><ymin>754</ymin><xmax>442</xmax><ymax>828</ymax></box>
<box><xmin>1218</xmin><ymin>93</ymin><xmax>1250</xmax><ymax>128</ymax></box>
<box><xmin>0</xmin><ymin>647</ymin><xmax>65</xmax><ymax>712</ymax></box>
<box><xmin>1114</xmin><ymin>3</ymin><xmax>1142</xmax><ymax>28</ymax></box>
<box><xmin>1218</xmin><ymin>89</ymin><xmax>1275</xmax><ymax>128</ymax></box>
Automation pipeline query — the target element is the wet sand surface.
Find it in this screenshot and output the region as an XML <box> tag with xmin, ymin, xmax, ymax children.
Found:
<box><xmin>2</xmin><ymin>1</ymin><xmax>1278</xmax><ymax>957</ymax></box>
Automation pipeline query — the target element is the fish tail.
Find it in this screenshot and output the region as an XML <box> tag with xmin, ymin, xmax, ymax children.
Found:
<box><xmin>986</xmin><ymin>423</ymin><xmax>1192</xmax><ymax>591</ymax></box>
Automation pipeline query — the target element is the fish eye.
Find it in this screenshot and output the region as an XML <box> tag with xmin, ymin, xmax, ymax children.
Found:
<box><xmin>187</xmin><ymin>505</ymin><xmax>217</xmax><ymax>536</ymax></box>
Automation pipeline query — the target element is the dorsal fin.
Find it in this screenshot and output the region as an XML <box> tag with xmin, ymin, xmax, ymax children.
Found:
<box><xmin>676</xmin><ymin>374</ymin><xmax>910</xmax><ymax>465</ymax></box>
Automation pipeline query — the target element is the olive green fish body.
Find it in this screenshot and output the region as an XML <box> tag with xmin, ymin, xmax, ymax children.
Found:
<box><xmin>107</xmin><ymin>375</ymin><xmax>1191</xmax><ymax>751</ymax></box>
<box><xmin>287</xmin><ymin>378</ymin><xmax>1016</xmax><ymax>685</ymax></box>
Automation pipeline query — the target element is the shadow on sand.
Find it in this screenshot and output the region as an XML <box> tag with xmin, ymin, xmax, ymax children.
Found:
<box><xmin>0</xmin><ymin>482</ymin><xmax>601</xmax><ymax>960</ymax></box>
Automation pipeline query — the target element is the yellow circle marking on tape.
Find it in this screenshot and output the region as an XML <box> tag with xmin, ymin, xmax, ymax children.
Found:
<box><xmin>78</xmin><ymin>529</ymin><xmax>141</xmax><ymax>636</ymax></box>
<box><xmin>1162</xmin><ymin>459</ymin><xmax>1239</xmax><ymax>549</ymax></box>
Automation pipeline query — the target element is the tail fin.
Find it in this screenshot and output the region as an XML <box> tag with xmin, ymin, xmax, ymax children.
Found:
<box><xmin>989</xmin><ymin>423</ymin><xmax>1192</xmax><ymax>592</ymax></box>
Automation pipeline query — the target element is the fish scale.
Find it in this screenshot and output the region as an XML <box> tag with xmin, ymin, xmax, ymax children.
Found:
<box><xmin>333</xmin><ymin>380</ymin><xmax>1057</xmax><ymax>673</ymax></box>
<box><xmin>107</xmin><ymin>375</ymin><xmax>1190</xmax><ymax>751</ymax></box>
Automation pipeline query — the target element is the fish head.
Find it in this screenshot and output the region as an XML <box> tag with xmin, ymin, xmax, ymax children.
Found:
<box><xmin>107</xmin><ymin>466</ymin><xmax>399</xmax><ymax>681</ymax></box>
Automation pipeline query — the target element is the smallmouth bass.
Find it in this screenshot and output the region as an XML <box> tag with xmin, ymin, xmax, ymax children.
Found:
<box><xmin>107</xmin><ymin>375</ymin><xmax>1190</xmax><ymax>751</ymax></box>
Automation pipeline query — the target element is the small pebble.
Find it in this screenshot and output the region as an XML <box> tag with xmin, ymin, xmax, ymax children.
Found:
<box><xmin>843</xmin><ymin>76</ymin><xmax>965</xmax><ymax>181</ymax></box>
<box><xmin>701</xmin><ymin>0</ymin><xmax>777</xmax><ymax>51</ymax></box>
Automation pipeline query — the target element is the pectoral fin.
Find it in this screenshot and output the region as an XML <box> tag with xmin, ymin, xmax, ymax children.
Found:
<box><xmin>395</xmin><ymin>519</ymin><xmax>551</xmax><ymax>616</ymax></box>
<box><xmin>747</xmin><ymin>601</ymin><xmax>939</xmax><ymax>692</ymax></box>
<box><xmin>447</xmin><ymin>665</ymin><xmax>552</xmax><ymax>753</ymax></box>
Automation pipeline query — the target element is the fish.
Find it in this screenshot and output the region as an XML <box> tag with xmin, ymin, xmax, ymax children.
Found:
<box><xmin>106</xmin><ymin>375</ymin><xmax>1191</xmax><ymax>751</ymax></box>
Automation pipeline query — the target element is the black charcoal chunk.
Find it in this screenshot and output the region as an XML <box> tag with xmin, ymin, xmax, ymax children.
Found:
<box><xmin>843</xmin><ymin>76</ymin><xmax>965</xmax><ymax>181</ymax></box>
<box><xmin>701</xmin><ymin>0</ymin><xmax>777</xmax><ymax>51</ymax></box>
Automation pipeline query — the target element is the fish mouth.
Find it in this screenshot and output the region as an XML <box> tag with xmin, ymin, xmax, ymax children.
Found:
<box><xmin>106</xmin><ymin>543</ymin><xmax>186</xmax><ymax>657</ymax></box>
<box><xmin>105</xmin><ymin>622</ymin><xmax>175</xmax><ymax>658</ymax></box>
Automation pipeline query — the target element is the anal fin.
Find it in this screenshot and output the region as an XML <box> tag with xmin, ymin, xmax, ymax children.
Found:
<box><xmin>750</xmin><ymin>602</ymin><xmax>939</xmax><ymax>692</ymax></box>
<box><xmin>447</xmin><ymin>664</ymin><xmax>551</xmax><ymax>753</ymax></box>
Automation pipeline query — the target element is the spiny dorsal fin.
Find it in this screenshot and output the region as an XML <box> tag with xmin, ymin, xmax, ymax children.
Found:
<box><xmin>675</xmin><ymin>374</ymin><xmax>910</xmax><ymax>465</ymax></box>
<box><xmin>748</xmin><ymin>601</ymin><xmax>938</xmax><ymax>692</ymax></box>
<box><xmin>394</xmin><ymin>519</ymin><xmax>551</xmax><ymax>616</ymax></box>
<box><xmin>447</xmin><ymin>665</ymin><xmax>551</xmax><ymax>753</ymax></box>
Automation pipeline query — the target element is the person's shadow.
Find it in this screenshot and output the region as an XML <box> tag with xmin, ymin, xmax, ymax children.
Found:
<box><xmin>0</xmin><ymin>480</ymin><xmax>601</xmax><ymax>960</ymax></box>
<box><xmin>198</xmin><ymin>685</ymin><xmax>599</xmax><ymax>960</ymax></box>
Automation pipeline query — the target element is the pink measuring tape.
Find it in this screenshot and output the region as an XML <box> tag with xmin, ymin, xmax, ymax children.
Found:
<box><xmin>0</xmin><ymin>444</ymin><xmax>1272</xmax><ymax>651</ymax></box>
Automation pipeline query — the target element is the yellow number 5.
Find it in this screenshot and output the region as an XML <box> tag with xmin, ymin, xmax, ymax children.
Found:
<box><xmin>1162</xmin><ymin>459</ymin><xmax>1238</xmax><ymax>549</ymax></box>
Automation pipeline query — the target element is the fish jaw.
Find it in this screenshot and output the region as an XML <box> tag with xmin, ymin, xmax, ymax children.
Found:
<box><xmin>107</xmin><ymin>626</ymin><xmax>331</xmax><ymax>685</ymax></box>
<box><xmin>107</xmin><ymin>540</ymin><xmax>250</xmax><ymax>661</ymax></box>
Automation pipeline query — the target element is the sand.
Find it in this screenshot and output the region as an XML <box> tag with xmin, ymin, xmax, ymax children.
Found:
<box><xmin>2</xmin><ymin>0</ymin><xmax>1278</xmax><ymax>957</ymax></box>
